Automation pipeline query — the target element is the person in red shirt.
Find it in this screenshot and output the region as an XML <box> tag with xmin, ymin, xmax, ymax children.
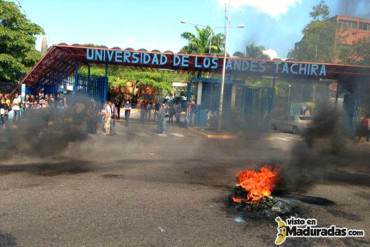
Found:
<box><xmin>360</xmin><ymin>115</ymin><xmax>370</xmax><ymax>142</ymax></box>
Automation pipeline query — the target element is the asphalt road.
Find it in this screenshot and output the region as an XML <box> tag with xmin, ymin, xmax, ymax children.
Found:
<box><xmin>0</xmin><ymin>121</ymin><xmax>369</xmax><ymax>247</ymax></box>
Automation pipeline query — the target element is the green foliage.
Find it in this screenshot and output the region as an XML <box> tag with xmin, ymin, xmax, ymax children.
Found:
<box><xmin>245</xmin><ymin>43</ymin><xmax>269</xmax><ymax>59</ymax></box>
<box><xmin>80</xmin><ymin>66</ymin><xmax>190</xmax><ymax>93</ymax></box>
<box><xmin>181</xmin><ymin>26</ymin><xmax>224</xmax><ymax>54</ymax></box>
<box><xmin>0</xmin><ymin>0</ymin><xmax>44</xmax><ymax>82</ymax></box>
<box><xmin>353</xmin><ymin>39</ymin><xmax>370</xmax><ymax>65</ymax></box>
<box><xmin>288</xmin><ymin>1</ymin><xmax>335</xmax><ymax>63</ymax></box>
<box><xmin>309</xmin><ymin>0</ymin><xmax>329</xmax><ymax>20</ymax></box>
<box><xmin>234</xmin><ymin>43</ymin><xmax>269</xmax><ymax>59</ymax></box>
<box><xmin>338</xmin><ymin>39</ymin><xmax>370</xmax><ymax>65</ymax></box>
<box><xmin>232</xmin><ymin>51</ymin><xmax>245</xmax><ymax>57</ymax></box>
<box><xmin>289</xmin><ymin>0</ymin><xmax>370</xmax><ymax>65</ymax></box>
<box><xmin>245</xmin><ymin>76</ymin><xmax>273</xmax><ymax>87</ymax></box>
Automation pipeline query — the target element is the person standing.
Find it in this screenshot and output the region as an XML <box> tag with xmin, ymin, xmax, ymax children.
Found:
<box><xmin>175</xmin><ymin>102</ymin><xmax>181</xmax><ymax>124</ymax></box>
<box><xmin>0</xmin><ymin>95</ymin><xmax>6</xmax><ymax>128</ymax></box>
<box><xmin>12</xmin><ymin>93</ymin><xmax>22</xmax><ymax>123</ymax></box>
<box><xmin>185</xmin><ymin>101</ymin><xmax>193</xmax><ymax>128</ymax></box>
<box><xmin>147</xmin><ymin>102</ymin><xmax>153</xmax><ymax>121</ymax></box>
<box><xmin>154</xmin><ymin>101</ymin><xmax>160</xmax><ymax>122</ymax></box>
<box><xmin>110</xmin><ymin>101</ymin><xmax>117</xmax><ymax>134</ymax></box>
<box><xmin>168</xmin><ymin>103</ymin><xmax>175</xmax><ymax>124</ymax></box>
<box><xmin>360</xmin><ymin>115</ymin><xmax>370</xmax><ymax>142</ymax></box>
<box><xmin>114</xmin><ymin>93</ymin><xmax>123</xmax><ymax>120</ymax></box>
<box><xmin>102</xmin><ymin>102</ymin><xmax>112</xmax><ymax>135</ymax></box>
<box><xmin>140</xmin><ymin>100</ymin><xmax>146</xmax><ymax>123</ymax></box>
<box><xmin>158</xmin><ymin>102</ymin><xmax>168</xmax><ymax>133</ymax></box>
<box><xmin>124</xmin><ymin>101</ymin><xmax>132</xmax><ymax>124</ymax></box>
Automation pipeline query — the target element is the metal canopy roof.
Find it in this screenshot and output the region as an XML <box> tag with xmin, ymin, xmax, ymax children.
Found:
<box><xmin>21</xmin><ymin>44</ymin><xmax>370</xmax><ymax>86</ymax></box>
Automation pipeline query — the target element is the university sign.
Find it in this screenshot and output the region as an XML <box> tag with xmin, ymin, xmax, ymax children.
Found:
<box><xmin>86</xmin><ymin>48</ymin><xmax>327</xmax><ymax>78</ymax></box>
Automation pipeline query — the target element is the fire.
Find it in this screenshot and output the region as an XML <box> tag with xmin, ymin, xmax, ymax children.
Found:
<box><xmin>232</xmin><ymin>166</ymin><xmax>279</xmax><ymax>203</ymax></box>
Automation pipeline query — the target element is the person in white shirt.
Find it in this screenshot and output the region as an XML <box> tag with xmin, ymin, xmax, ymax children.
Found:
<box><xmin>12</xmin><ymin>93</ymin><xmax>22</xmax><ymax>123</ymax></box>
<box><xmin>102</xmin><ymin>102</ymin><xmax>112</xmax><ymax>135</ymax></box>
<box><xmin>124</xmin><ymin>101</ymin><xmax>132</xmax><ymax>121</ymax></box>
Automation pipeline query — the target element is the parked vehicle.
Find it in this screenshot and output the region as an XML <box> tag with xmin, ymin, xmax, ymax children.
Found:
<box><xmin>272</xmin><ymin>115</ymin><xmax>312</xmax><ymax>134</ymax></box>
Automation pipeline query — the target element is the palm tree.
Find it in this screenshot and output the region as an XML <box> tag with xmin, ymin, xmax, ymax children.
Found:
<box><xmin>181</xmin><ymin>26</ymin><xmax>224</xmax><ymax>54</ymax></box>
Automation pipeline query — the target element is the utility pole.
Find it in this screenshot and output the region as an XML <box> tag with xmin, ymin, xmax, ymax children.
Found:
<box><xmin>217</xmin><ymin>0</ymin><xmax>230</xmax><ymax>131</ymax></box>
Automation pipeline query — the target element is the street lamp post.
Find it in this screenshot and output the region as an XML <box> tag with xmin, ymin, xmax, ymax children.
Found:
<box><xmin>181</xmin><ymin>4</ymin><xmax>244</xmax><ymax>130</ymax></box>
<box><xmin>288</xmin><ymin>84</ymin><xmax>292</xmax><ymax>109</ymax></box>
<box><xmin>217</xmin><ymin>1</ymin><xmax>230</xmax><ymax>130</ymax></box>
<box><xmin>180</xmin><ymin>20</ymin><xmax>214</xmax><ymax>54</ymax></box>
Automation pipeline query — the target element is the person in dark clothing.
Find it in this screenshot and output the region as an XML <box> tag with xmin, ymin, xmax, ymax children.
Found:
<box><xmin>154</xmin><ymin>102</ymin><xmax>160</xmax><ymax>121</ymax></box>
<box><xmin>140</xmin><ymin>101</ymin><xmax>147</xmax><ymax>123</ymax></box>
<box><xmin>124</xmin><ymin>101</ymin><xmax>132</xmax><ymax>121</ymax></box>
<box><xmin>114</xmin><ymin>93</ymin><xmax>123</xmax><ymax>119</ymax></box>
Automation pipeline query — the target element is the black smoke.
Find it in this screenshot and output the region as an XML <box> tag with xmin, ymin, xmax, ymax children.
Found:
<box><xmin>0</xmin><ymin>95</ymin><xmax>99</xmax><ymax>159</ymax></box>
<box><xmin>335</xmin><ymin>0</ymin><xmax>370</xmax><ymax>18</ymax></box>
<box><xmin>278</xmin><ymin>104</ymin><xmax>351</xmax><ymax>192</ymax></box>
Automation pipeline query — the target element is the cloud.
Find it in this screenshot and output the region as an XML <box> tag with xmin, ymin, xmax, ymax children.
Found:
<box><xmin>263</xmin><ymin>49</ymin><xmax>279</xmax><ymax>59</ymax></box>
<box><xmin>219</xmin><ymin>0</ymin><xmax>301</xmax><ymax>18</ymax></box>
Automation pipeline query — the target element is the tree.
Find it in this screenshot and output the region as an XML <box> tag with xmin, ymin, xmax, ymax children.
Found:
<box><xmin>79</xmin><ymin>66</ymin><xmax>190</xmax><ymax>94</ymax></box>
<box><xmin>0</xmin><ymin>0</ymin><xmax>44</xmax><ymax>83</ymax></box>
<box><xmin>309</xmin><ymin>0</ymin><xmax>329</xmax><ymax>20</ymax></box>
<box><xmin>288</xmin><ymin>1</ymin><xmax>335</xmax><ymax>63</ymax></box>
<box><xmin>233</xmin><ymin>43</ymin><xmax>269</xmax><ymax>59</ymax></box>
<box><xmin>233</xmin><ymin>51</ymin><xmax>245</xmax><ymax>57</ymax></box>
<box><xmin>245</xmin><ymin>43</ymin><xmax>269</xmax><ymax>59</ymax></box>
<box><xmin>338</xmin><ymin>38</ymin><xmax>370</xmax><ymax>65</ymax></box>
<box><xmin>181</xmin><ymin>26</ymin><xmax>224</xmax><ymax>54</ymax></box>
<box><xmin>288</xmin><ymin>0</ymin><xmax>370</xmax><ymax>65</ymax></box>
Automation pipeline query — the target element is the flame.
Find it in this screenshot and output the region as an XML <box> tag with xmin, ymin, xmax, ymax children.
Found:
<box><xmin>233</xmin><ymin>166</ymin><xmax>279</xmax><ymax>203</ymax></box>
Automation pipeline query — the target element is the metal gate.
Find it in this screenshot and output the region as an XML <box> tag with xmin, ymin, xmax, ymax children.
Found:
<box><xmin>191</xmin><ymin>78</ymin><xmax>274</xmax><ymax>130</ymax></box>
<box><xmin>75</xmin><ymin>74</ymin><xmax>108</xmax><ymax>103</ymax></box>
<box><xmin>234</xmin><ymin>86</ymin><xmax>274</xmax><ymax>130</ymax></box>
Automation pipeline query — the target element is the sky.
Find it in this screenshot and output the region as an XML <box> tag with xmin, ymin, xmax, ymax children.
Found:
<box><xmin>13</xmin><ymin>0</ymin><xmax>344</xmax><ymax>58</ymax></box>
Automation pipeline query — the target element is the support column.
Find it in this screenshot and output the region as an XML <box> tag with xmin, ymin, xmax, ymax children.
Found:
<box><xmin>231</xmin><ymin>83</ymin><xmax>237</xmax><ymax>109</ymax></box>
<box><xmin>335</xmin><ymin>81</ymin><xmax>340</xmax><ymax>108</ymax></box>
<box><xmin>87</xmin><ymin>63</ymin><xmax>91</xmax><ymax>84</ymax></box>
<box><xmin>73</xmin><ymin>64</ymin><xmax>79</xmax><ymax>93</ymax></box>
<box><xmin>104</xmin><ymin>63</ymin><xmax>109</xmax><ymax>102</ymax></box>
<box><xmin>271</xmin><ymin>76</ymin><xmax>276</xmax><ymax>104</ymax></box>
<box><xmin>196</xmin><ymin>82</ymin><xmax>203</xmax><ymax>105</ymax></box>
<box><xmin>186</xmin><ymin>82</ymin><xmax>192</xmax><ymax>102</ymax></box>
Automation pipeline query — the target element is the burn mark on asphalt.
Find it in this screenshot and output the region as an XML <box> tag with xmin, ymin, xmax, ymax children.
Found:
<box><xmin>102</xmin><ymin>174</ymin><xmax>125</xmax><ymax>179</ymax></box>
<box><xmin>284</xmin><ymin>194</ymin><xmax>335</xmax><ymax>206</ymax></box>
<box><xmin>0</xmin><ymin>160</ymin><xmax>94</xmax><ymax>176</ymax></box>
<box><xmin>326</xmin><ymin>208</ymin><xmax>362</xmax><ymax>222</ymax></box>
<box><xmin>0</xmin><ymin>232</ymin><xmax>17</xmax><ymax>247</ymax></box>
<box><xmin>342</xmin><ymin>238</ymin><xmax>370</xmax><ymax>247</ymax></box>
<box><xmin>325</xmin><ymin>170</ymin><xmax>370</xmax><ymax>187</ymax></box>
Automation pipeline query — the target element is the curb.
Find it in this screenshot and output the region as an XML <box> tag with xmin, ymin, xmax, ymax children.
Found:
<box><xmin>188</xmin><ymin>127</ymin><xmax>238</xmax><ymax>140</ymax></box>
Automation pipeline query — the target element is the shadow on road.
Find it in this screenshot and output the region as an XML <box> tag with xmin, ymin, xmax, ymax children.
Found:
<box><xmin>0</xmin><ymin>160</ymin><xmax>94</xmax><ymax>176</ymax></box>
<box><xmin>324</xmin><ymin>170</ymin><xmax>370</xmax><ymax>187</ymax></box>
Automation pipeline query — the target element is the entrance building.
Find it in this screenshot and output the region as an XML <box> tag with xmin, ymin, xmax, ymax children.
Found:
<box><xmin>21</xmin><ymin>44</ymin><xmax>370</xmax><ymax>131</ymax></box>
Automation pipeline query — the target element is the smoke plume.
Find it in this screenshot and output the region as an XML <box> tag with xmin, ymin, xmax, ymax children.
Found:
<box><xmin>0</xmin><ymin>95</ymin><xmax>99</xmax><ymax>159</ymax></box>
<box><xmin>278</xmin><ymin>104</ymin><xmax>351</xmax><ymax>192</ymax></box>
<box><xmin>335</xmin><ymin>0</ymin><xmax>370</xmax><ymax>18</ymax></box>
